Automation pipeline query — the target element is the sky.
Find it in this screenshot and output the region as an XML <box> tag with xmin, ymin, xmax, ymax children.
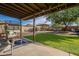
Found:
<box><xmin>0</xmin><ymin>14</ymin><xmax>51</xmax><ymax>25</ymax></box>
<box><xmin>22</xmin><ymin>16</ymin><xmax>51</xmax><ymax>25</ymax></box>
<box><xmin>0</xmin><ymin>14</ymin><xmax>20</xmax><ymax>24</ymax></box>
<box><xmin>0</xmin><ymin>14</ymin><xmax>78</xmax><ymax>26</ymax></box>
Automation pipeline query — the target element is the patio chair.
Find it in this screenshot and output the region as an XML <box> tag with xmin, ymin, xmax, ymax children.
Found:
<box><xmin>0</xmin><ymin>38</ymin><xmax>9</xmax><ymax>53</ymax></box>
<box><xmin>0</xmin><ymin>33</ymin><xmax>11</xmax><ymax>54</ymax></box>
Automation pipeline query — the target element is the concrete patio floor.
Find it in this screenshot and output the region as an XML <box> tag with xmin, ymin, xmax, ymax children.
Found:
<box><xmin>1</xmin><ymin>43</ymin><xmax>75</xmax><ymax>56</ymax></box>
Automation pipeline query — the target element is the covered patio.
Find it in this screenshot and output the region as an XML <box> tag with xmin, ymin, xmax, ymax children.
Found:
<box><xmin>0</xmin><ymin>43</ymin><xmax>75</xmax><ymax>56</ymax></box>
<box><xmin>0</xmin><ymin>3</ymin><xmax>79</xmax><ymax>56</ymax></box>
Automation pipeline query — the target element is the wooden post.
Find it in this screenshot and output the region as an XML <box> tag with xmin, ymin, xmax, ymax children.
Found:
<box><xmin>20</xmin><ymin>19</ymin><xmax>22</xmax><ymax>45</ymax></box>
<box><xmin>11</xmin><ymin>39</ymin><xmax>14</xmax><ymax>56</ymax></box>
<box><xmin>33</xmin><ymin>17</ymin><xmax>35</xmax><ymax>43</ymax></box>
<box><xmin>4</xmin><ymin>22</ymin><xmax>8</xmax><ymax>41</ymax></box>
<box><xmin>11</xmin><ymin>24</ymin><xmax>15</xmax><ymax>56</ymax></box>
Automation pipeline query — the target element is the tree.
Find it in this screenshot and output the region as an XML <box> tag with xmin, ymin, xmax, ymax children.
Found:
<box><xmin>75</xmin><ymin>18</ymin><xmax>79</xmax><ymax>26</ymax></box>
<box><xmin>47</xmin><ymin>6</ymin><xmax>79</xmax><ymax>31</ymax></box>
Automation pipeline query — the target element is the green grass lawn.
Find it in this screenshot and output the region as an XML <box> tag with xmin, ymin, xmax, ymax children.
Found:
<box><xmin>24</xmin><ymin>32</ymin><xmax>79</xmax><ymax>55</ymax></box>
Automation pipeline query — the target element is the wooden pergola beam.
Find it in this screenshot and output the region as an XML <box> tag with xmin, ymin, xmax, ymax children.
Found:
<box><xmin>0</xmin><ymin>3</ymin><xmax>79</xmax><ymax>21</ymax></box>
<box><xmin>20</xmin><ymin>4</ymin><xmax>36</xmax><ymax>13</ymax></box>
<box><xmin>0</xmin><ymin>8</ymin><xmax>23</xmax><ymax>18</ymax></box>
<box><xmin>42</xmin><ymin>3</ymin><xmax>49</xmax><ymax>9</ymax></box>
<box><xmin>1</xmin><ymin>4</ymin><xmax>28</xmax><ymax>15</ymax></box>
<box><xmin>0</xmin><ymin>5</ymin><xmax>26</xmax><ymax>18</ymax></box>
<box><xmin>21</xmin><ymin>3</ymin><xmax>66</xmax><ymax>20</ymax></box>
<box><xmin>34</xmin><ymin>3</ymin><xmax>42</xmax><ymax>11</ymax></box>
<box><xmin>31</xmin><ymin>3</ymin><xmax>42</xmax><ymax>11</ymax></box>
<box><xmin>37</xmin><ymin>3</ymin><xmax>49</xmax><ymax>9</ymax></box>
<box><xmin>44</xmin><ymin>3</ymin><xmax>49</xmax><ymax>9</ymax></box>
<box><xmin>21</xmin><ymin>3</ymin><xmax>79</xmax><ymax>20</ymax></box>
<box><xmin>11</xmin><ymin>4</ymin><xmax>32</xmax><ymax>14</ymax></box>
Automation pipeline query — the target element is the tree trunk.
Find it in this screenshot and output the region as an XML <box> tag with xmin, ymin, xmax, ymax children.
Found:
<box><xmin>62</xmin><ymin>25</ymin><xmax>68</xmax><ymax>31</ymax></box>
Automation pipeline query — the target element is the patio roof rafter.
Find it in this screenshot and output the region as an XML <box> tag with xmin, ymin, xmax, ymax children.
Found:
<box><xmin>11</xmin><ymin>4</ymin><xmax>32</xmax><ymax>14</ymax></box>
<box><xmin>0</xmin><ymin>3</ymin><xmax>79</xmax><ymax>20</ymax></box>
<box><xmin>0</xmin><ymin>4</ymin><xmax>27</xmax><ymax>18</ymax></box>
<box><xmin>0</xmin><ymin>4</ymin><xmax>28</xmax><ymax>15</ymax></box>
<box><xmin>28</xmin><ymin>3</ymin><xmax>42</xmax><ymax>11</ymax></box>
<box><xmin>19</xmin><ymin>4</ymin><xmax>35</xmax><ymax>13</ymax></box>
<box><xmin>0</xmin><ymin>8</ymin><xmax>22</xmax><ymax>18</ymax></box>
<box><xmin>21</xmin><ymin>3</ymin><xmax>66</xmax><ymax>20</ymax></box>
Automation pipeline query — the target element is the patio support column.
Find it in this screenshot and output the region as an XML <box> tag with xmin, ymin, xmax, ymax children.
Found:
<box><xmin>11</xmin><ymin>39</ymin><xmax>14</xmax><ymax>56</ymax></box>
<box><xmin>11</xmin><ymin>25</ymin><xmax>15</xmax><ymax>56</ymax></box>
<box><xmin>20</xmin><ymin>19</ymin><xmax>22</xmax><ymax>45</ymax></box>
<box><xmin>13</xmin><ymin>26</ymin><xmax>15</xmax><ymax>32</ymax></box>
<box><xmin>4</xmin><ymin>22</ymin><xmax>8</xmax><ymax>41</ymax></box>
<box><xmin>33</xmin><ymin>16</ymin><xmax>36</xmax><ymax>43</ymax></box>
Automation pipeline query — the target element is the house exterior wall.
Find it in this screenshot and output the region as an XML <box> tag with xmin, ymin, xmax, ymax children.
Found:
<box><xmin>62</xmin><ymin>26</ymin><xmax>79</xmax><ymax>31</ymax></box>
<box><xmin>36</xmin><ymin>25</ymin><xmax>49</xmax><ymax>31</ymax></box>
<box><xmin>0</xmin><ymin>24</ymin><xmax>34</xmax><ymax>34</ymax></box>
<box><xmin>22</xmin><ymin>26</ymin><xmax>33</xmax><ymax>32</ymax></box>
<box><xmin>0</xmin><ymin>25</ymin><xmax>5</xmax><ymax>33</ymax></box>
